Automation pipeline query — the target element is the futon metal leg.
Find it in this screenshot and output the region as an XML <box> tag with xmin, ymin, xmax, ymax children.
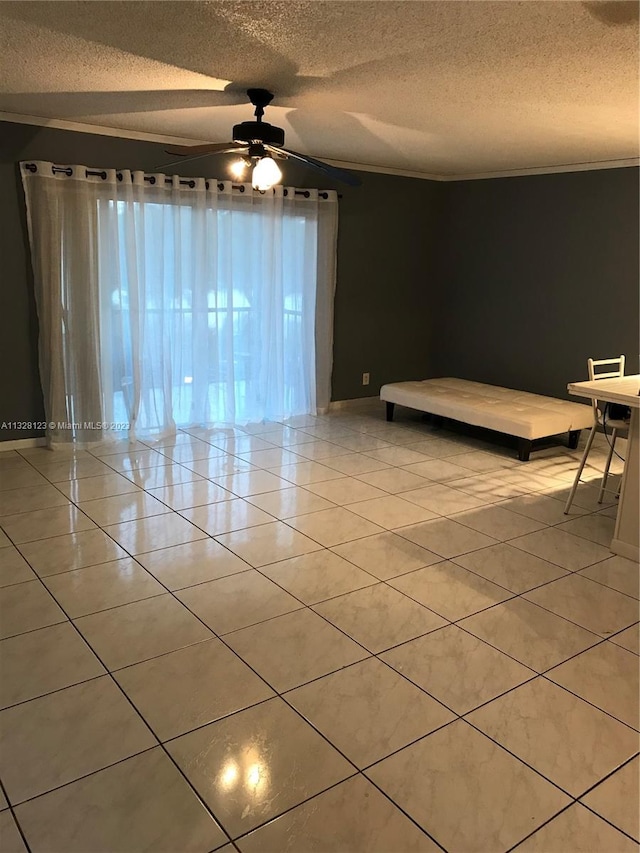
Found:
<box><xmin>517</xmin><ymin>438</ymin><xmax>532</xmax><ymax>462</ymax></box>
<box><xmin>568</xmin><ymin>430</ymin><xmax>580</xmax><ymax>449</ymax></box>
<box><xmin>386</xmin><ymin>402</ymin><xmax>395</xmax><ymax>422</ymax></box>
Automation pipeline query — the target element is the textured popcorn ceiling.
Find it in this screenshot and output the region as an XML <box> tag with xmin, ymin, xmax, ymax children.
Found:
<box><xmin>0</xmin><ymin>0</ymin><xmax>638</xmax><ymax>177</ymax></box>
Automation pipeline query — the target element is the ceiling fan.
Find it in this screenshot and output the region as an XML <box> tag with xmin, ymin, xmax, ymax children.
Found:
<box><xmin>161</xmin><ymin>88</ymin><xmax>361</xmax><ymax>189</ymax></box>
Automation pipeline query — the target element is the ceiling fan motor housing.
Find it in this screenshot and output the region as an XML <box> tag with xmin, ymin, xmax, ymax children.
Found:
<box><xmin>233</xmin><ymin>121</ymin><xmax>285</xmax><ymax>146</ymax></box>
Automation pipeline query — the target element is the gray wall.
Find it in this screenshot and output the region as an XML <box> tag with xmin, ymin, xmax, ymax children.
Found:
<box><xmin>331</xmin><ymin>171</ymin><xmax>441</xmax><ymax>400</ymax></box>
<box><xmin>1</xmin><ymin>118</ymin><xmax>638</xmax><ymax>442</ymax></box>
<box><xmin>432</xmin><ymin>168</ymin><xmax>640</xmax><ymax>400</ymax></box>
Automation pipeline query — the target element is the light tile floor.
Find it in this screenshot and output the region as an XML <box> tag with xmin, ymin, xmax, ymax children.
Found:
<box><xmin>0</xmin><ymin>402</ymin><xmax>638</xmax><ymax>852</ymax></box>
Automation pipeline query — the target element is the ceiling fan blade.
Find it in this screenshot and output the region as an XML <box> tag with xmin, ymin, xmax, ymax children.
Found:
<box><xmin>584</xmin><ymin>1</ymin><xmax>639</xmax><ymax>25</ymax></box>
<box><xmin>164</xmin><ymin>142</ymin><xmax>246</xmax><ymax>156</ymax></box>
<box><xmin>269</xmin><ymin>146</ymin><xmax>362</xmax><ymax>187</ymax></box>
<box><xmin>156</xmin><ymin>147</ymin><xmax>248</xmax><ymax>171</ymax></box>
<box><xmin>0</xmin><ymin>90</ymin><xmax>245</xmax><ymax>118</ymax></box>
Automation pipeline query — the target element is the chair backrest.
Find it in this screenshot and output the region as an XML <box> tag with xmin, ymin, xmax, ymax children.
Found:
<box><xmin>587</xmin><ymin>355</ymin><xmax>625</xmax><ymax>418</ymax></box>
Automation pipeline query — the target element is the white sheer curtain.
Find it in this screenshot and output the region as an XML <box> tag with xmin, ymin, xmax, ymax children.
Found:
<box><xmin>21</xmin><ymin>161</ymin><xmax>338</xmax><ymax>444</ymax></box>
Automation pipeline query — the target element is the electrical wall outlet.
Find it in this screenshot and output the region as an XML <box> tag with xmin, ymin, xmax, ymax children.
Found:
<box><xmin>362</xmin><ymin>372</ymin><xmax>370</xmax><ymax>386</ymax></box>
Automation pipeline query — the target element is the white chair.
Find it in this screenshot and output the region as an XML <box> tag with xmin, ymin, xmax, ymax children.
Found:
<box><xmin>564</xmin><ymin>356</ymin><xmax>628</xmax><ymax>514</ymax></box>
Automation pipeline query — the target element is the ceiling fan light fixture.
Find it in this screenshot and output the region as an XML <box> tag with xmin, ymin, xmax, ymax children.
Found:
<box><xmin>161</xmin><ymin>88</ymin><xmax>361</xmax><ymax>188</ymax></box>
<box><xmin>252</xmin><ymin>155</ymin><xmax>282</xmax><ymax>191</ymax></box>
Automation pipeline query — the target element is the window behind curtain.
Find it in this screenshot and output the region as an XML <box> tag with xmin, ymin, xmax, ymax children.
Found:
<box><xmin>21</xmin><ymin>163</ymin><xmax>338</xmax><ymax>445</ymax></box>
<box><xmin>100</xmin><ymin>199</ymin><xmax>317</xmax><ymax>429</ymax></box>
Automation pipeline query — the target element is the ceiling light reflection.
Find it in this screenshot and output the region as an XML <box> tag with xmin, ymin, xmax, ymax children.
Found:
<box><xmin>219</xmin><ymin>761</ymin><xmax>239</xmax><ymax>790</ymax></box>
<box><xmin>246</xmin><ymin>763</ymin><xmax>263</xmax><ymax>790</ymax></box>
<box><xmin>217</xmin><ymin>749</ymin><xmax>270</xmax><ymax>799</ymax></box>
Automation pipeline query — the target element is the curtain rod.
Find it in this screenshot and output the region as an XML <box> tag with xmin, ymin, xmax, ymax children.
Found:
<box><xmin>22</xmin><ymin>163</ymin><xmax>338</xmax><ymax>199</ymax></box>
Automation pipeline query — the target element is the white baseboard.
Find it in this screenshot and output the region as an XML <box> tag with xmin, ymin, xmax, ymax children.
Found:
<box><xmin>0</xmin><ymin>437</ymin><xmax>47</xmax><ymax>452</ymax></box>
<box><xmin>610</xmin><ymin>538</ymin><xmax>640</xmax><ymax>562</ymax></box>
<box><xmin>328</xmin><ymin>396</ymin><xmax>379</xmax><ymax>411</ymax></box>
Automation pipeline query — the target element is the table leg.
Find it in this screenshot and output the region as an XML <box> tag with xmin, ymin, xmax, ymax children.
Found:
<box><xmin>611</xmin><ymin>408</ymin><xmax>639</xmax><ymax>561</ymax></box>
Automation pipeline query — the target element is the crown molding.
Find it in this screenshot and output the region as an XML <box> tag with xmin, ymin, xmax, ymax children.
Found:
<box><xmin>322</xmin><ymin>155</ymin><xmax>640</xmax><ymax>181</ymax></box>
<box><xmin>2</xmin><ymin>111</ymin><xmax>638</xmax><ymax>182</ymax></box>
<box><xmin>442</xmin><ymin>157</ymin><xmax>640</xmax><ymax>181</ymax></box>
<box><xmin>0</xmin><ymin>111</ymin><xmax>204</xmax><ymax>146</ymax></box>
<box><xmin>318</xmin><ymin>157</ymin><xmax>444</xmax><ymax>182</ymax></box>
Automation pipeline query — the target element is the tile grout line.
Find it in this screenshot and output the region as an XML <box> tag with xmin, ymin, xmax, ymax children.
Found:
<box><xmin>3</xmin><ymin>461</ymin><xmax>636</xmax><ymax>659</ymax></box>
<box><xmin>504</xmin><ymin>799</ymin><xmax>583</xmax><ymax>852</ymax></box>
<box><xmin>2</xmin><ymin>417</ymin><xmax>637</xmax><ymax>846</ymax></box>
<box><xmin>1</xmin><ymin>449</ymin><xmax>267</xmax><ymax>845</ymax></box>
<box><xmin>5</xmin><ymin>446</ymin><xmax>422</xmax><ymax>845</ymax></box>
<box><xmin>2</xmin><ymin>442</ymin><xmax>625</xmax><ymax>560</ymax></box>
<box><xmin>1</xmin><ymin>561</ymin><xmax>238</xmax><ymax>849</ymax></box>
<box><xmin>3</xmin><ymin>443</ymin><xmax>637</xmax><ymax>680</ymax></box>
<box><xmin>6</xmin><ymin>438</ymin><xmax>458</xmax><ymax>848</ymax></box>
<box><xmin>0</xmin><ymin>777</ymin><xmax>33</xmax><ymax>853</ymax></box>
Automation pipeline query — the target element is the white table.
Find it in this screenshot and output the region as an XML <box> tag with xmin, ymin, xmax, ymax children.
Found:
<box><xmin>568</xmin><ymin>375</ymin><xmax>640</xmax><ymax>562</ymax></box>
